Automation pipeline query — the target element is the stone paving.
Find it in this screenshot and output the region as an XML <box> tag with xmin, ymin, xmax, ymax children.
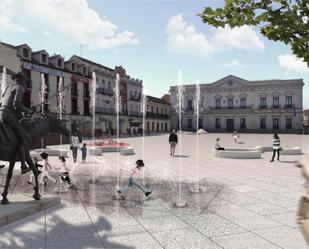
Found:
<box><xmin>0</xmin><ymin>133</ymin><xmax>308</xmax><ymax>249</ymax></box>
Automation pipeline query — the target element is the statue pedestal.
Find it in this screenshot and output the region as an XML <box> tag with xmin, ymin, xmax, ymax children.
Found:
<box><xmin>0</xmin><ymin>194</ymin><xmax>60</xmax><ymax>227</ymax></box>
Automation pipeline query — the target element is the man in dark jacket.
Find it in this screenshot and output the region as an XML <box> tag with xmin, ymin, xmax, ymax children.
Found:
<box><xmin>168</xmin><ymin>130</ymin><xmax>178</xmax><ymax>157</ymax></box>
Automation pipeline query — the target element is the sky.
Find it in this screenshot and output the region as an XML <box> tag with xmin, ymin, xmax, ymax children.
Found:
<box><xmin>0</xmin><ymin>0</ymin><xmax>308</xmax><ymax>108</ymax></box>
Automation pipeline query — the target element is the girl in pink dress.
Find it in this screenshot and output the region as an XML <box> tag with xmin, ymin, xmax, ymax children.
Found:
<box><xmin>39</xmin><ymin>152</ymin><xmax>56</xmax><ymax>185</ymax></box>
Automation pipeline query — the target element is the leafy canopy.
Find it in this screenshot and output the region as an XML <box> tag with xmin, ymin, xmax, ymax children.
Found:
<box><xmin>200</xmin><ymin>0</ymin><xmax>309</xmax><ymax>66</ymax></box>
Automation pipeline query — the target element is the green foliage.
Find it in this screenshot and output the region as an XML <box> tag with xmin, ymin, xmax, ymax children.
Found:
<box><xmin>200</xmin><ymin>0</ymin><xmax>309</xmax><ymax>67</ymax></box>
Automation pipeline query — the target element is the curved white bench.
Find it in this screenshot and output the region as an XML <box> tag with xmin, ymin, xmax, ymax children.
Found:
<box><xmin>34</xmin><ymin>148</ymin><xmax>68</xmax><ymax>157</ymax></box>
<box><xmin>120</xmin><ymin>147</ymin><xmax>135</xmax><ymax>155</ymax></box>
<box><xmin>225</xmin><ymin>147</ymin><xmax>258</xmax><ymax>151</ymax></box>
<box><xmin>89</xmin><ymin>147</ymin><xmax>102</xmax><ymax>156</ymax></box>
<box><xmin>101</xmin><ymin>146</ymin><xmax>121</xmax><ymax>152</ymax></box>
<box><xmin>281</xmin><ymin>147</ymin><xmax>302</xmax><ymax>155</ymax></box>
<box><xmin>254</xmin><ymin>146</ymin><xmax>273</xmax><ymax>153</ymax></box>
<box><xmin>215</xmin><ymin>150</ymin><xmax>262</xmax><ymax>159</ymax></box>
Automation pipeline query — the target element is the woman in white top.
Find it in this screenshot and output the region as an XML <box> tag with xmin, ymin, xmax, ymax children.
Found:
<box><xmin>270</xmin><ymin>133</ymin><xmax>281</xmax><ymax>162</ymax></box>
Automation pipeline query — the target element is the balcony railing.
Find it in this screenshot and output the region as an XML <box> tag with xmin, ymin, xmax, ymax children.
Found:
<box><xmin>130</xmin><ymin>95</ymin><xmax>141</xmax><ymax>101</ymax></box>
<box><xmin>96</xmin><ymin>87</ymin><xmax>114</xmax><ymax>96</ymax></box>
<box><xmin>208</xmin><ymin>106</ymin><xmax>252</xmax><ymax>110</ymax></box>
<box><xmin>95</xmin><ymin>107</ymin><xmax>115</xmax><ymax>114</ymax></box>
<box><xmin>146</xmin><ymin>112</ymin><xmax>169</xmax><ymax>119</ymax></box>
<box><xmin>259</xmin><ymin>104</ymin><xmax>296</xmax><ymax>109</ymax></box>
<box><xmin>128</xmin><ymin>111</ymin><xmax>143</xmax><ymax>117</ymax></box>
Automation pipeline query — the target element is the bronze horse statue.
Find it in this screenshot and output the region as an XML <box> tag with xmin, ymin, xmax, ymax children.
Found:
<box><xmin>0</xmin><ymin>114</ymin><xmax>70</xmax><ymax>204</ymax></box>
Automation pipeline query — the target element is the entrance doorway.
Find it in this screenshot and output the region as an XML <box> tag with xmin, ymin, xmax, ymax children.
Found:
<box><xmin>226</xmin><ymin>119</ymin><xmax>234</xmax><ymax>131</ymax></box>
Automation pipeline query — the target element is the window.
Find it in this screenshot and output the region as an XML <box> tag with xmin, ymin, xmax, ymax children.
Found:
<box><xmin>23</xmin><ymin>48</ymin><xmax>29</xmax><ymax>58</ymax></box>
<box><xmin>41</xmin><ymin>54</ymin><xmax>47</xmax><ymax>63</ymax></box>
<box><xmin>228</xmin><ymin>98</ymin><xmax>233</xmax><ymax>109</ymax></box>
<box><xmin>273</xmin><ymin>118</ymin><xmax>279</xmax><ymax>129</ymax></box>
<box><xmin>161</xmin><ymin>107</ymin><xmax>163</xmax><ymax>114</ymax></box>
<box><xmin>157</xmin><ymin>122</ymin><xmax>159</xmax><ymax>131</ymax></box>
<box><xmin>71</xmin><ymin>80</ymin><xmax>78</xmax><ymax>96</ymax></box>
<box><xmin>108</xmin><ymin>81</ymin><xmax>111</xmax><ymax>89</ymax></box>
<box><xmin>198</xmin><ymin>119</ymin><xmax>203</xmax><ymax>129</ymax></box>
<box><xmin>84</xmin><ymin>99</ymin><xmax>90</xmax><ymax>115</ymax></box>
<box><xmin>215</xmin><ymin>118</ymin><xmax>221</xmax><ymax>129</ymax></box>
<box><xmin>188</xmin><ymin>119</ymin><xmax>192</xmax><ymax>129</ymax></box>
<box><xmin>71</xmin><ymin>98</ymin><xmax>78</xmax><ymax>114</ymax></box>
<box><xmin>286</xmin><ymin>118</ymin><xmax>292</xmax><ymax>129</ymax></box>
<box><xmin>240</xmin><ymin>98</ymin><xmax>246</xmax><ymax>109</ymax></box>
<box><xmin>187</xmin><ymin>100</ymin><xmax>193</xmax><ymax>111</ymax></box>
<box><xmin>161</xmin><ymin>122</ymin><xmax>163</xmax><ymax>131</ymax></box>
<box><xmin>286</xmin><ymin>96</ymin><xmax>293</xmax><ymax>108</ymax></box>
<box><xmin>273</xmin><ymin>97</ymin><xmax>279</xmax><ymax>108</ymax></box>
<box><xmin>57</xmin><ymin>58</ymin><xmax>62</xmax><ymax>67</ymax></box>
<box><xmin>151</xmin><ymin>106</ymin><xmax>154</xmax><ymax>113</ymax></box>
<box><xmin>240</xmin><ymin>118</ymin><xmax>246</xmax><ymax>129</ymax></box>
<box><xmin>260</xmin><ymin>118</ymin><xmax>266</xmax><ymax>129</ymax></box>
<box><xmin>215</xmin><ymin>99</ymin><xmax>221</xmax><ymax>109</ymax></box>
<box><xmin>72</xmin><ymin>63</ymin><xmax>76</xmax><ymax>71</ymax></box>
<box><xmin>260</xmin><ymin>97</ymin><xmax>267</xmax><ymax>109</ymax></box>
<box><xmin>83</xmin><ymin>67</ymin><xmax>86</xmax><ymax>74</ymax></box>
<box><xmin>152</xmin><ymin>122</ymin><xmax>154</xmax><ymax>131</ymax></box>
<box><xmin>156</xmin><ymin>107</ymin><xmax>159</xmax><ymax>114</ymax></box>
<box><xmin>165</xmin><ymin>122</ymin><xmax>167</xmax><ymax>131</ymax></box>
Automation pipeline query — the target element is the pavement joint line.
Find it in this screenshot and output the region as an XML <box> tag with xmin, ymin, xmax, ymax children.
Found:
<box><xmin>44</xmin><ymin>209</ymin><xmax>47</xmax><ymax>249</ymax></box>
<box><xmin>75</xmin><ymin>190</ymin><xmax>106</xmax><ymax>249</ymax></box>
<box><xmin>197</xmin><ymin>186</ymin><xmax>224</xmax><ymax>217</ymax></box>
<box><xmin>123</xmin><ymin>205</ymin><xmax>166</xmax><ymax>249</ymax></box>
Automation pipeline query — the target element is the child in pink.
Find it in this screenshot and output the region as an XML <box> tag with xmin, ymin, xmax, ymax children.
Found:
<box><xmin>117</xmin><ymin>160</ymin><xmax>152</xmax><ymax>197</ymax></box>
<box><xmin>39</xmin><ymin>152</ymin><xmax>56</xmax><ymax>185</ymax></box>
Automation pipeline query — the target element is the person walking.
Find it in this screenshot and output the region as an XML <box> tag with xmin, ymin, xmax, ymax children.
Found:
<box><xmin>169</xmin><ymin>130</ymin><xmax>178</xmax><ymax>157</ymax></box>
<box><xmin>117</xmin><ymin>159</ymin><xmax>152</xmax><ymax>197</ymax></box>
<box><xmin>80</xmin><ymin>143</ymin><xmax>87</xmax><ymax>163</ymax></box>
<box><xmin>215</xmin><ymin>138</ymin><xmax>225</xmax><ymax>150</ymax></box>
<box><xmin>39</xmin><ymin>152</ymin><xmax>56</xmax><ymax>185</ymax></box>
<box><xmin>70</xmin><ymin>133</ymin><xmax>79</xmax><ymax>163</ymax></box>
<box><xmin>270</xmin><ymin>133</ymin><xmax>281</xmax><ymax>162</ymax></box>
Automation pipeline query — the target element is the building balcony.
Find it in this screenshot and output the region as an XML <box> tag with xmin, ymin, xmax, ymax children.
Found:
<box><xmin>95</xmin><ymin>107</ymin><xmax>115</xmax><ymax>115</ymax></box>
<box><xmin>130</xmin><ymin>95</ymin><xmax>141</xmax><ymax>101</ymax></box>
<box><xmin>259</xmin><ymin>104</ymin><xmax>296</xmax><ymax>110</ymax></box>
<box><xmin>128</xmin><ymin>111</ymin><xmax>143</xmax><ymax>117</ymax></box>
<box><xmin>146</xmin><ymin>112</ymin><xmax>169</xmax><ymax>119</ymax></box>
<box><xmin>96</xmin><ymin>87</ymin><xmax>114</xmax><ymax>96</ymax></box>
<box><xmin>71</xmin><ymin>110</ymin><xmax>80</xmax><ymax>115</ymax></box>
<box><xmin>208</xmin><ymin>106</ymin><xmax>252</xmax><ymax>110</ymax></box>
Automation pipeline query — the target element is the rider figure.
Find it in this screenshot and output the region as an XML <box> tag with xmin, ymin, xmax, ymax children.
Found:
<box><xmin>0</xmin><ymin>72</ymin><xmax>34</xmax><ymax>174</ymax></box>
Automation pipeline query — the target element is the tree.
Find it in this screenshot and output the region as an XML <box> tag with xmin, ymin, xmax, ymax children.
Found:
<box><xmin>200</xmin><ymin>0</ymin><xmax>309</xmax><ymax>66</ymax></box>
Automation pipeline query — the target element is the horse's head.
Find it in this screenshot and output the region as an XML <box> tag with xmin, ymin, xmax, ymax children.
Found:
<box><xmin>45</xmin><ymin>114</ymin><xmax>70</xmax><ymax>137</ymax></box>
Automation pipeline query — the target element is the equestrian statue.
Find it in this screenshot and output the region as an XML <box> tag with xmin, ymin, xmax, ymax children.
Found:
<box><xmin>0</xmin><ymin>70</ymin><xmax>70</xmax><ymax>204</ymax></box>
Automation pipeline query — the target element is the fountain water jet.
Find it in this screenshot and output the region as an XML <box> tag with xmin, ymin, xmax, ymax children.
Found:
<box><xmin>1</xmin><ymin>67</ymin><xmax>7</xmax><ymax>98</ymax></box>
<box><xmin>58</xmin><ymin>77</ymin><xmax>65</xmax><ymax>157</ymax></box>
<box><xmin>141</xmin><ymin>85</ymin><xmax>147</xmax><ymax>184</ymax></box>
<box><xmin>173</xmin><ymin>70</ymin><xmax>188</xmax><ymax>208</ymax></box>
<box><xmin>40</xmin><ymin>73</ymin><xmax>46</xmax><ymax>149</ymax></box>
<box><xmin>190</xmin><ymin>81</ymin><xmax>207</xmax><ymax>193</ymax></box>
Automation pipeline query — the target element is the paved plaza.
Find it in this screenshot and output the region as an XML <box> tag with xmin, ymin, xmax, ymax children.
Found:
<box><xmin>0</xmin><ymin>133</ymin><xmax>309</xmax><ymax>249</ymax></box>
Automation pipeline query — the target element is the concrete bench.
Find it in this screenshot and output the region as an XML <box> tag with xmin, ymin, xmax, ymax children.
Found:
<box><xmin>33</xmin><ymin>148</ymin><xmax>68</xmax><ymax>157</ymax></box>
<box><xmin>215</xmin><ymin>150</ymin><xmax>262</xmax><ymax>159</ymax></box>
<box><xmin>120</xmin><ymin>147</ymin><xmax>135</xmax><ymax>155</ymax></box>
<box><xmin>281</xmin><ymin>147</ymin><xmax>302</xmax><ymax>155</ymax></box>
<box><xmin>225</xmin><ymin>147</ymin><xmax>258</xmax><ymax>151</ymax></box>
<box><xmin>101</xmin><ymin>146</ymin><xmax>121</xmax><ymax>152</ymax></box>
<box><xmin>89</xmin><ymin>147</ymin><xmax>102</xmax><ymax>156</ymax></box>
<box><xmin>254</xmin><ymin>146</ymin><xmax>273</xmax><ymax>153</ymax></box>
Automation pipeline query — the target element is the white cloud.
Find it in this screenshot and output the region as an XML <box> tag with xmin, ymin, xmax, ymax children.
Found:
<box><xmin>278</xmin><ymin>54</ymin><xmax>309</xmax><ymax>74</ymax></box>
<box><xmin>0</xmin><ymin>0</ymin><xmax>139</xmax><ymax>49</ymax></box>
<box><xmin>166</xmin><ymin>14</ymin><xmax>264</xmax><ymax>59</ymax></box>
<box><xmin>221</xmin><ymin>59</ymin><xmax>244</xmax><ymax>69</ymax></box>
<box><xmin>166</xmin><ymin>14</ymin><xmax>216</xmax><ymax>59</ymax></box>
<box><xmin>212</xmin><ymin>25</ymin><xmax>265</xmax><ymax>51</ymax></box>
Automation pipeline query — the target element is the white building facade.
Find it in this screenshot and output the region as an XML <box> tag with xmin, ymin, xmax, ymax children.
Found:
<box><xmin>170</xmin><ymin>75</ymin><xmax>304</xmax><ymax>133</ymax></box>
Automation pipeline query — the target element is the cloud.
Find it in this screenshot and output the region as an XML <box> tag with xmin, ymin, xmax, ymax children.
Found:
<box><xmin>0</xmin><ymin>0</ymin><xmax>139</xmax><ymax>49</ymax></box>
<box><xmin>166</xmin><ymin>14</ymin><xmax>264</xmax><ymax>59</ymax></box>
<box><xmin>212</xmin><ymin>25</ymin><xmax>265</xmax><ymax>51</ymax></box>
<box><xmin>278</xmin><ymin>54</ymin><xmax>309</xmax><ymax>74</ymax></box>
<box><xmin>166</xmin><ymin>14</ymin><xmax>216</xmax><ymax>59</ymax></box>
<box><xmin>221</xmin><ymin>59</ymin><xmax>244</xmax><ymax>69</ymax></box>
